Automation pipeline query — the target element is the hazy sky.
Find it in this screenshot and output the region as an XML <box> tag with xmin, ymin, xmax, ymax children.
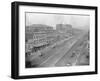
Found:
<box><xmin>26</xmin><ymin>13</ymin><xmax>90</xmax><ymax>30</ymax></box>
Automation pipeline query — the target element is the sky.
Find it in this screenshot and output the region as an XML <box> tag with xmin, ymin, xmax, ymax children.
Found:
<box><xmin>26</xmin><ymin>12</ymin><xmax>90</xmax><ymax>30</ymax></box>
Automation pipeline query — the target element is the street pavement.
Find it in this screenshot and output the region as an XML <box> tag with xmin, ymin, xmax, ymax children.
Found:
<box><xmin>55</xmin><ymin>32</ymin><xmax>89</xmax><ymax>66</ymax></box>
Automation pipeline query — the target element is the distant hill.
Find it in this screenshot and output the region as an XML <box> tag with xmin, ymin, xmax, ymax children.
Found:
<box><xmin>29</xmin><ymin>24</ymin><xmax>53</xmax><ymax>28</ymax></box>
<box><xmin>26</xmin><ymin>24</ymin><xmax>54</xmax><ymax>32</ymax></box>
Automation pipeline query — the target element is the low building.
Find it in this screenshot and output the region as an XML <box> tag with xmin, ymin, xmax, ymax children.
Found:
<box><xmin>25</xmin><ymin>24</ymin><xmax>54</xmax><ymax>41</ymax></box>
<box><xmin>25</xmin><ymin>24</ymin><xmax>60</xmax><ymax>53</ymax></box>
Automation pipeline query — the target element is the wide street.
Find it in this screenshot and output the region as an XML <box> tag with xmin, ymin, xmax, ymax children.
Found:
<box><xmin>30</xmin><ymin>32</ymin><xmax>88</xmax><ymax>67</ymax></box>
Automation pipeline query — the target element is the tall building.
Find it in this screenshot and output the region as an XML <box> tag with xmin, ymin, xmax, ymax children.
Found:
<box><xmin>56</xmin><ymin>24</ymin><xmax>73</xmax><ymax>38</ymax></box>
<box><xmin>56</xmin><ymin>24</ymin><xmax>73</xmax><ymax>34</ymax></box>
